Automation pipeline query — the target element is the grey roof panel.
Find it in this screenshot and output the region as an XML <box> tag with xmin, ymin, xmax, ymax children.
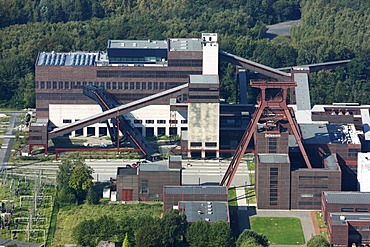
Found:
<box><xmin>258</xmin><ymin>154</ymin><xmax>289</xmax><ymax>163</ymax></box>
<box><xmin>330</xmin><ymin>213</ymin><xmax>370</xmax><ymax>225</ymax></box>
<box><xmin>164</xmin><ymin>186</ymin><xmax>227</xmax><ymax>195</ymax></box>
<box><xmin>108</xmin><ymin>39</ymin><xmax>168</xmax><ymax>49</ymax></box>
<box><xmin>179</xmin><ymin>201</ymin><xmax>229</xmax><ymax>223</ymax></box>
<box><xmin>190</xmin><ymin>75</ymin><xmax>218</xmax><ymax>84</ymax></box>
<box><xmin>324</xmin><ymin>191</ymin><xmax>370</xmax><ymax>204</ymax></box>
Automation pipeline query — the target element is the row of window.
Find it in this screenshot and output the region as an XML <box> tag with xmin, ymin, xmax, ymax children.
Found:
<box><xmin>168</xmin><ymin>59</ymin><xmax>202</xmax><ymax>67</ymax></box>
<box><xmin>96</xmin><ymin>70</ymin><xmax>201</xmax><ymax>78</ymax></box>
<box><xmin>270</xmin><ymin>167</ymin><xmax>278</xmax><ymax>206</ymax></box>
<box><xmin>63</xmin><ymin>119</ymin><xmax>187</xmax><ymax>125</ymax></box>
<box><xmin>341</xmin><ymin>207</ymin><xmax>369</xmax><ymax>213</ymax></box>
<box><xmin>36</xmin><ymin>81</ymin><xmax>184</xmax><ymax>90</ymax></box>
<box><xmin>190</xmin><ymin>142</ymin><xmax>218</xmax><ymax>147</ymax></box>
<box><xmin>299</xmin><ymin>176</ymin><xmax>328</xmax><ymax>180</ymax></box>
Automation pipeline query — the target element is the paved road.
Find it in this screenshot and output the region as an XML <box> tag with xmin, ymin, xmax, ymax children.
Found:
<box><xmin>0</xmin><ymin>113</ymin><xmax>21</xmax><ymax>171</ymax></box>
<box><xmin>267</xmin><ymin>20</ymin><xmax>301</xmax><ymax>36</ymax></box>
<box><xmin>10</xmin><ymin>158</ymin><xmax>251</xmax><ymax>187</ymax></box>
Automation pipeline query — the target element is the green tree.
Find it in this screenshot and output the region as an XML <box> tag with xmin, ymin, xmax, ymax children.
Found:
<box><xmin>86</xmin><ymin>187</ymin><xmax>100</xmax><ymax>205</ymax></box>
<box><xmin>186</xmin><ymin>220</ymin><xmax>210</xmax><ymax>247</ymax></box>
<box><xmin>135</xmin><ymin>224</ymin><xmax>163</xmax><ymax>247</ymax></box>
<box><xmin>236</xmin><ymin>229</ymin><xmax>269</xmax><ymax>247</ymax></box>
<box><xmin>162</xmin><ymin>209</ymin><xmax>187</xmax><ymax>246</ymax></box>
<box><xmin>208</xmin><ymin>221</ymin><xmax>234</xmax><ymax>247</ymax></box>
<box><xmin>307</xmin><ymin>235</ymin><xmax>330</xmax><ymax>247</ymax></box>
<box><xmin>73</xmin><ymin>219</ymin><xmax>96</xmax><ymax>246</ymax></box>
<box><xmin>68</xmin><ymin>158</ymin><xmax>94</xmax><ymax>203</ymax></box>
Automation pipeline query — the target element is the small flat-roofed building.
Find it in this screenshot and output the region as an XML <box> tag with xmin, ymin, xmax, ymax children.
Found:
<box><xmin>328</xmin><ymin>213</ymin><xmax>370</xmax><ymax>247</ymax></box>
<box><xmin>322</xmin><ymin>191</ymin><xmax>370</xmax><ymax>223</ymax></box>
<box><xmin>116</xmin><ymin>160</ymin><xmax>181</xmax><ymax>202</ymax></box>
<box><xmin>178</xmin><ymin>201</ymin><xmax>229</xmax><ymax>223</ymax></box>
<box><xmin>163</xmin><ymin>186</ymin><xmax>228</xmax><ymax>211</ymax></box>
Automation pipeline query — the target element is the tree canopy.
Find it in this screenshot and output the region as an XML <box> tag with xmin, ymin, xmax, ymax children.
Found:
<box><xmin>307</xmin><ymin>235</ymin><xmax>330</xmax><ymax>247</ymax></box>
<box><xmin>56</xmin><ymin>156</ymin><xmax>94</xmax><ymax>204</ymax></box>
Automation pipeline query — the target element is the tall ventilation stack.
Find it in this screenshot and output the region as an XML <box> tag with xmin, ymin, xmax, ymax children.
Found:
<box><xmin>202</xmin><ymin>33</ymin><xmax>219</xmax><ymax>75</ymax></box>
<box><xmin>187</xmin><ymin>33</ymin><xmax>220</xmax><ymax>158</ymax></box>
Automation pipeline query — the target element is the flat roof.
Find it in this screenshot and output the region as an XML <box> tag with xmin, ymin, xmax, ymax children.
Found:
<box><xmin>323</xmin><ymin>154</ymin><xmax>339</xmax><ymax>170</ymax></box>
<box><xmin>164</xmin><ymin>186</ymin><xmax>227</xmax><ymax>195</ymax></box>
<box><xmin>330</xmin><ymin>213</ymin><xmax>370</xmax><ymax>226</ymax></box>
<box><xmin>169</xmin><ymin>156</ymin><xmax>182</xmax><ymax>162</ymax></box>
<box><xmin>324</xmin><ymin>191</ymin><xmax>370</xmax><ymax>204</ymax></box>
<box><xmin>179</xmin><ymin>201</ymin><xmax>229</xmax><ymax>223</ymax></box>
<box><xmin>300</xmin><ymin>123</ymin><xmax>344</xmax><ymax>144</ymax></box>
<box><xmin>258</xmin><ymin>154</ymin><xmax>289</xmax><ymax>163</ymax></box>
<box><xmin>37</xmin><ymin>52</ymin><xmax>98</xmax><ymax>66</ymax></box>
<box><xmin>189</xmin><ymin>75</ymin><xmax>218</xmax><ymax>84</ymax></box>
<box><xmin>169</xmin><ymin>38</ymin><xmax>202</xmax><ymax>51</ymax></box>
<box><xmin>108</xmin><ymin>39</ymin><xmax>168</xmax><ymax>49</ymax></box>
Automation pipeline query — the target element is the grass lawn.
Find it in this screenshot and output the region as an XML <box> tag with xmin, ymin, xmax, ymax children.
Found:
<box><xmin>251</xmin><ymin>217</ymin><xmax>305</xmax><ymax>245</ymax></box>
<box><xmin>228</xmin><ymin>187</ymin><xmax>238</xmax><ymax>206</ymax></box>
<box><xmin>52</xmin><ymin>202</ymin><xmax>163</xmax><ymax>246</ymax></box>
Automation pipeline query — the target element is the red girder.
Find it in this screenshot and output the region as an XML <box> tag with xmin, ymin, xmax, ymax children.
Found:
<box><xmin>220</xmin><ymin>81</ymin><xmax>312</xmax><ymax>188</ymax></box>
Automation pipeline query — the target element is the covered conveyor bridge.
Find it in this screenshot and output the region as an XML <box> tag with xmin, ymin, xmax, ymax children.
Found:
<box><xmin>49</xmin><ymin>83</ymin><xmax>189</xmax><ymax>140</ymax></box>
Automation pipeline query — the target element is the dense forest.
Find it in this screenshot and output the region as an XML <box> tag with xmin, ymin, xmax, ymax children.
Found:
<box><xmin>0</xmin><ymin>0</ymin><xmax>369</xmax><ymax>108</ymax></box>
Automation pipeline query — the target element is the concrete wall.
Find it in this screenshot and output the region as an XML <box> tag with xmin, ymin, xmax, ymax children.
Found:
<box><xmin>187</xmin><ymin>103</ymin><xmax>219</xmax><ymax>158</ymax></box>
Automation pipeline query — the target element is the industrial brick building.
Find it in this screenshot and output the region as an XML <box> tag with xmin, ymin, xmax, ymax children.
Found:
<box><xmin>116</xmin><ymin>160</ymin><xmax>181</xmax><ymax>202</ymax></box>
<box><xmin>32</xmin><ymin>32</ymin><xmax>370</xmax><ymax>221</ymax></box>
<box><xmin>322</xmin><ymin>191</ymin><xmax>370</xmax><ymax>246</ymax></box>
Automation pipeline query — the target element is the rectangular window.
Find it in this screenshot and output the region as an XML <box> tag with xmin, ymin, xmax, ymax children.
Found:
<box><xmin>130</xmin><ymin>82</ymin><xmax>135</xmax><ymax>90</ymax></box>
<box><xmin>205</xmin><ymin>142</ymin><xmax>217</xmax><ymax>147</ymax></box>
<box><xmin>169</xmin><ymin>120</ymin><xmax>178</xmax><ymax>124</ymax></box>
<box><xmin>361</xmin><ymin>226</ymin><xmax>370</xmax><ymax>231</ymax></box>
<box><xmin>136</xmin><ymin>82</ymin><xmax>141</xmax><ymax>90</ymax></box>
<box><xmin>147</xmin><ymin>82</ymin><xmax>153</xmax><ymax>90</ymax></box>
<box><xmin>355</xmin><ymin>208</ymin><xmax>369</xmax><ymax>212</ymax></box>
<box><xmin>112</xmin><ymin>82</ymin><xmax>117</xmax><ymax>89</ymax></box>
<box><xmin>153</xmin><ymin>82</ymin><xmax>159</xmax><ymax>90</ymax></box>
<box><xmin>124</xmin><ymin>82</ymin><xmax>129</xmax><ymax>90</ymax></box>
<box><xmin>145</xmin><ymin>120</ymin><xmax>154</xmax><ymax>124</ymax></box>
<box><xmin>63</xmin><ymin>119</ymin><xmax>72</xmax><ymax>124</ymax></box>
<box><xmin>268</xmin><ymin>137</ymin><xmax>277</xmax><ymax>153</ymax></box>
<box><xmin>141</xmin><ymin>82</ymin><xmax>146</xmax><ymax>90</ymax></box>
<box><xmin>181</xmin><ymin>120</ymin><xmax>188</xmax><ymax>124</ymax></box>
<box><xmin>157</xmin><ymin>120</ymin><xmax>166</xmax><ymax>124</ymax></box>
<box><xmin>40</xmin><ymin>81</ymin><xmax>45</xmax><ymax>89</ymax></box>
<box><xmin>341</xmin><ymin>208</ymin><xmax>354</xmax><ymax>212</ymax></box>
<box><xmin>140</xmin><ymin>178</ymin><xmax>149</xmax><ymax>194</ymax></box>
<box><xmin>190</xmin><ymin>142</ymin><xmax>202</xmax><ymax>147</ymax></box>
<box><xmin>134</xmin><ymin>120</ymin><xmax>143</xmax><ymax>124</ymax></box>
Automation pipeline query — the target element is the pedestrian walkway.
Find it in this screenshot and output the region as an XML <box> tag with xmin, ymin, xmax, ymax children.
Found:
<box><xmin>236</xmin><ymin>187</ymin><xmax>248</xmax><ymax>206</ymax></box>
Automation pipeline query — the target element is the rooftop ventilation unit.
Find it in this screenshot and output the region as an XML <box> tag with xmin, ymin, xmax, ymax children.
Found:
<box><xmin>339</xmin><ymin>215</ymin><xmax>346</xmax><ymax>221</ymax></box>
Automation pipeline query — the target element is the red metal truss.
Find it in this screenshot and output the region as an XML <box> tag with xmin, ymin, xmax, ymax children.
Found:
<box><xmin>220</xmin><ymin>81</ymin><xmax>312</xmax><ymax>188</ymax></box>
